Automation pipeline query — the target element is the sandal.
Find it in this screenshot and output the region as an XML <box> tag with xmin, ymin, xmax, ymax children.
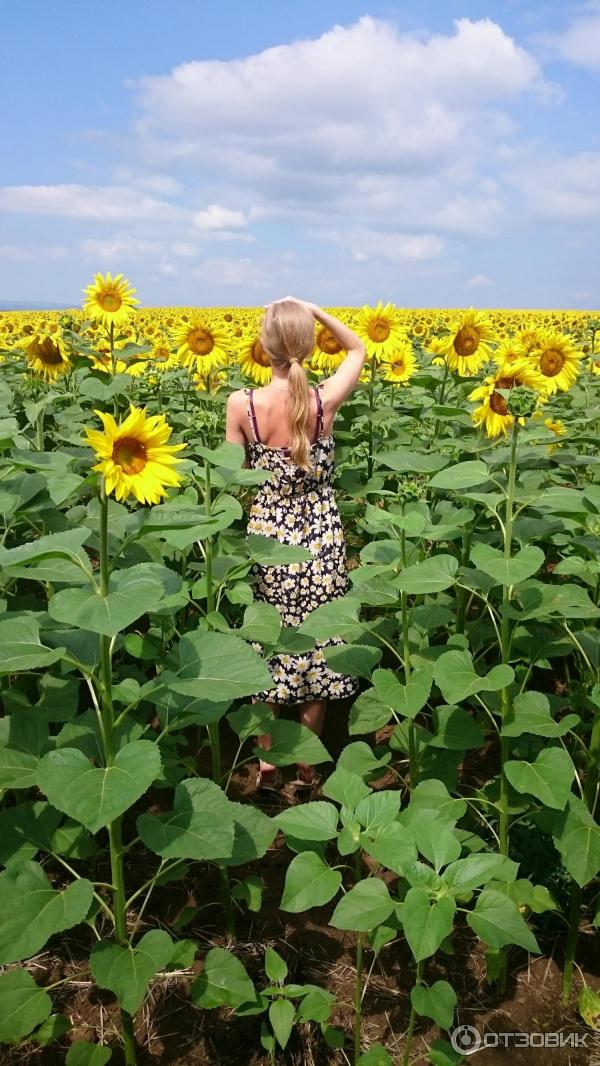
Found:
<box><xmin>255</xmin><ymin>766</ymin><xmax>284</xmax><ymax>793</ymax></box>
<box><xmin>289</xmin><ymin>769</ymin><xmax>322</xmax><ymax>793</ymax></box>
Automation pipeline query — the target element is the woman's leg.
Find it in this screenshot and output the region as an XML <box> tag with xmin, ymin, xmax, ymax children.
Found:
<box><xmin>256</xmin><ymin>700</ymin><xmax>280</xmax><ymax>779</ymax></box>
<box><xmin>296</xmin><ymin>698</ymin><xmax>327</xmax><ymax>781</ymax></box>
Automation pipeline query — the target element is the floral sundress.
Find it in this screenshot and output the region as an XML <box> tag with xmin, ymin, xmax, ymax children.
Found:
<box><xmin>244</xmin><ymin>383</ymin><xmax>360</xmax><ymax>706</ymax></box>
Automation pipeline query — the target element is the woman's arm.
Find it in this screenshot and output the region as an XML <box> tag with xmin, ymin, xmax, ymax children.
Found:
<box><xmin>265</xmin><ymin>296</ymin><xmax>366</xmax><ymax>408</ymax></box>
<box><xmin>225</xmin><ymin>391</ymin><xmax>250</xmax><ymax>467</ymax></box>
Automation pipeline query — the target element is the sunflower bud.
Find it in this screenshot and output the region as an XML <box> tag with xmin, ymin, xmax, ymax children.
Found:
<box><xmin>507</xmin><ymin>385</ymin><xmax>538</xmax><ymax>418</ymax></box>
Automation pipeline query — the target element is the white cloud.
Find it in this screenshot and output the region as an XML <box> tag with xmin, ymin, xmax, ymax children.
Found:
<box><xmin>193</xmin><ymin>204</ymin><xmax>247</xmax><ymax>231</ymax></box>
<box><xmin>0</xmin><ymin>184</ymin><xmax>179</xmax><ymax>222</ymax></box>
<box><xmin>508</xmin><ymin>151</ymin><xmax>600</xmax><ymax>219</ymax></box>
<box><xmin>320</xmin><ymin>228</ymin><xmax>444</xmax><ymax>263</ymax></box>
<box><xmin>542</xmin><ymin>6</ymin><xmax>600</xmax><ymax>70</ymax></box>
<box><xmin>0</xmin><ymin>243</ymin><xmax>68</xmax><ymax>261</ymax></box>
<box><xmin>466</xmin><ymin>273</ymin><xmax>494</xmax><ymax>288</ymax></box>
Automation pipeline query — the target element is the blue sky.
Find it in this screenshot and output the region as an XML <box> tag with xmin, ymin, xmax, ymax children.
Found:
<box><xmin>1</xmin><ymin>0</ymin><xmax>599</xmax><ymax>309</ymax></box>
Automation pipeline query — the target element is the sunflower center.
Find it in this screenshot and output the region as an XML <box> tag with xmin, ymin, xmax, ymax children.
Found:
<box><xmin>98</xmin><ymin>291</ymin><xmax>122</xmax><ymax>313</ymax></box>
<box><xmin>252</xmin><ymin>339</ymin><xmax>270</xmax><ymax>367</ymax></box>
<box><xmin>539</xmin><ymin>348</ymin><xmax>564</xmax><ymax>376</ymax></box>
<box><xmin>112</xmin><ymin>437</ymin><xmax>148</xmax><ymax>475</ymax></box>
<box><xmin>490</xmin><ymin>390</ymin><xmax>508</xmax><ymax>415</ymax></box>
<box><xmin>454</xmin><ymin>326</ymin><xmax>480</xmax><ymax>357</ymax></box>
<box><xmin>318</xmin><ymin>327</ymin><xmax>343</xmax><ymax>355</ymax></box>
<box><xmin>154</xmin><ymin>347</ymin><xmax>169</xmax><ymax>362</ymax></box>
<box><xmin>33</xmin><ymin>337</ymin><xmax>63</xmax><ymax>365</ymax></box>
<box><xmin>391</xmin><ymin>359</ymin><xmax>405</xmax><ymax>374</ymax></box>
<box><xmin>188</xmin><ymin>328</ymin><xmax>214</xmax><ymax>356</ymax></box>
<box><xmin>368</xmin><ymin>319</ymin><xmax>390</xmax><ymax>343</ymax></box>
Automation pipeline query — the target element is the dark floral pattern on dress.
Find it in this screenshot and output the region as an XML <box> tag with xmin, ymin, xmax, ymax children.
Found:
<box><xmin>245</xmin><ymin>416</ymin><xmax>360</xmax><ymax>706</ymax></box>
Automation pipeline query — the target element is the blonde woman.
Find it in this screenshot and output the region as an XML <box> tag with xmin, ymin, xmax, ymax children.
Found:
<box><xmin>226</xmin><ymin>297</ymin><xmax>366</xmax><ymax>793</ymax></box>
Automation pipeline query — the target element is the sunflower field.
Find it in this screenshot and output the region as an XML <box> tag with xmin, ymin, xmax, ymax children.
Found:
<box><xmin>1</xmin><ymin>273</ymin><xmax>600</xmax><ymax>1066</ymax></box>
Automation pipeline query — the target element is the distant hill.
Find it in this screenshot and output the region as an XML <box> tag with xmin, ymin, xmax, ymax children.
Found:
<box><xmin>0</xmin><ymin>300</ymin><xmax>72</xmax><ymax>311</ymax></box>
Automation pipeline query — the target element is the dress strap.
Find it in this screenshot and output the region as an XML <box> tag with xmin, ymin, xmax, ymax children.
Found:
<box><xmin>313</xmin><ymin>384</ymin><xmax>324</xmax><ymax>442</ymax></box>
<box><xmin>245</xmin><ymin>388</ymin><xmax>261</xmax><ymax>443</ymax></box>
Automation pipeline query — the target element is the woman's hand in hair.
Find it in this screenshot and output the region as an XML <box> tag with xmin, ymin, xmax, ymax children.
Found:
<box><xmin>264</xmin><ymin>296</ymin><xmax>318</xmax><ymax>315</ymax></box>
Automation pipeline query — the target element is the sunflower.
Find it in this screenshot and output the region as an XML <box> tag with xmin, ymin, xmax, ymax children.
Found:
<box><xmin>237</xmin><ymin>331</ymin><xmax>272</xmax><ymax>385</ymax></box>
<box><xmin>149</xmin><ymin>335</ymin><xmax>179</xmax><ymax>372</ymax></box>
<box><xmin>82</xmin><ymin>272</ymin><xmax>139</xmax><ymax>329</ymax></box>
<box><xmin>173</xmin><ymin>315</ymin><xmax>232</xmax><ymax>373</ymax></box>
<box><xmin>311</xmin><ymin>326</ymin><xmax>347</xmax><ymax>374</ymax></box>
<box><xmin>493</xmin><ymin>337</ymin><xmax>528</xmax><ymax>367</ymax></box>
<box><xmin>544</xmin><ymin>417</ymin><xmax>566</xmax><ymax>436</ymax></box>
<box><xmin>88</xmin><ymin>345</ymin><xmax>127</xmax><ymax>375</ymax></box>
<box><xmin>195</xmin><ymin>368</ymin><xmax>229</xmax><ymax>392</ymax></box>
<box><xmin>591</xmin><ymin>358</ymin><xmax>600</xmax><ymax>377</ymax></box>
<box><xmin>21</xmin><ymin>329</ymin><xmax>71</xmax><ymax>381</ymax></box>
<box><xmin>435</xmin><ymin>308</ymin><xmax>495</xmax><ymax>376</ymax></box>
<box><xmin>468</xmin><ymin>360</ymin><xmax>548</xmax><ymax>438</ymax></box>
<box><xmin>529</xmin><ymin>330</ymin><xmax>582</xmax><ymax>393</ymax></box>
<box><xmin>356</xmin><ymin>301</ymin><xmax>404</xmax><ymax>362</ymax></box>
<box><xmin>379</xmin><ymin>342</ymin><xmax>418</xmax><ymax>385</ymax></box>
<box><xmin>84</xmin><ymin>405</ymin><xmax>186</xmax><ymax>505</ymax></box>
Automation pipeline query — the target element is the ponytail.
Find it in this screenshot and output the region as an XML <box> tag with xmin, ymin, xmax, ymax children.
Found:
<box><xmin>287</xmin><ymin>359</ymin><xmax>313</xmax><ymax>472</ymax></box>
<box><xmin>260</xmin><ymin>301</ymin><xmax>316</xmax><ymax>472</ymax></box>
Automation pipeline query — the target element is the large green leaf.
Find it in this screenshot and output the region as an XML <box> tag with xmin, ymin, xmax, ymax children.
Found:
<box><xmin>237</xmin><ymin>602</ymin><xmax>282</xmax><ymax>644</ymax></box>
<box><xmin>330</xmin><ymin>878</ymin><xmax>394</xmax><ymax>931</ymax></box>
<box><xmin>218</xmin><ymin>802</ymin><xmax>277</xmax><ymax>866</ymax></box>
<box><xmin>444</xmin><ymin>853</ymin><xmax>519</xmax><ymax>894</ymax></box>
<box><xmin>270</xmin><ymin>999</ymin><xmax>295</xmax><ymax>1050</ymax></box>
<box><xmin>433</xmin><ymin>650</ymin><xmax>513</xmax><ymax>704</ymax></box>
<box><xmin>48</xmin><ymin>563</ymin><xmax>182</xmax><ymax>636</ymax></box>
<box><xmin>412</xmin><ymin>820</ymin><xmax>461</xmax><ymax>873</ymax></box>
<box><xmin>394</xmin><ymin>555</ymin><xmax>458</xmax><ymax>595</ymax></box>
<box><xmin>0</xmin><ymin>617</ymin><xmax>65</xmax><ymax>676</ymax></box>
<box><xmin>246</xmin><ymin>533</ymin><xmax>313</xmax><ymax>564</ymax></box>
<box><xmin>551</xmin><ymin>795</ymin><xmax>600</xmax><ymax>887</ymax></box>
<box><xmin>66</xmin><ymin>1042</ymin><xmax>113</xmax><ymax>1065</ymax></box>
<box><xmin>0</xmin><ymin>528</ymin><xmax>91</xmax><ymax>570</ymax></box>
<box><xmin>37</xmin><ymin>740</ymin><xmax>161</xmax><ymax>834</ymax></box>
<box><xmin>430</xmin><ymin>461</ymin><xmax>489</xmax><ymax>490</ymax></box>
<box><xmin>504</xmin><ymin>748</ymin><xmax>575</xmax><ymax>810</ymax></box>
<box><xmin>401</xmin><ymin>888</ymin><xmax>456</xmax><ymax>962</ymax></box>
<box><xmin>0</xmin><ymin>860</ymin><xmax>93</xmax><ymax>964</ymax></box>
<box><xmin>90</xmin><ymin>929</ymin><xmax>173</xmax><ymax>1015</ymax></box>
<box><xmin>466</xmin><ymin>889</ymin><xmax>540</xmax><ymax>952</ymax></box>
<box><xmin>253</xmin><ymin>720</ymin><xmax>332</xmax><ymax>768</ymax></box>
<box><xmin>501</xmin><ymin>690</ymin><xmax>579</xmax><ymax>738</ymax></box>
<box><xmin>136</xmin><ymin>778</ymin><xmax>235</xmax><ymax>860</ymax></box>
<box><xmin>359</xmin><ymin>821</ymin><xmax>417</xmax><ymax>876</ymax></box>
<box><xmin>410</xmin><ymin>980</ymin><xmax>456</xmax><ymax>1028</ymax></box>
<box><xmin>275</xmin><ymin>801</ymin><xmax>339</xmax><ymax>842</ymax></box>
<box><xmin>0</xmin><ymin>968</ymin><xmax>52</xmax><ymax>1043</ymax></box>
<box><xmin>168</xmin><ymin>630</ymin><xmax>273</xmax><ymax>702</ymax></box>
<box><xmin>470</xmin><ymin>543</ymin><xmax>545</xmax><ymax>586</ymax></box>
<box><xmin>430</xmin><ymin>705</ymin><xmax>485</xmax><ymax>750</ymax></box>
<box><xmin>323</xmin><ymin>643</ymin><xmax>382</xmax><ymax>680</ymax></box>
<box><xmin>373</xmin><ymin>666</ymin><xmax>434</xmax><ymax>720</ymax></box>
<box><xmin>281</xmin><ymin>852</ymin><xmax>342</xmax><ymax>912</ymax></box>
<box><xmin>299</xmin><ymin>594</ymin><xmax>363</xmax><ymax>640</ymax></box>
<box><xmin>191</xmin><ymin>946</ymin><xmax>256</xmax><ymax>1008</ymax></box>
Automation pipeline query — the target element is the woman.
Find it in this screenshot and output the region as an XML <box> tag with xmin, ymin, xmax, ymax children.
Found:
<box><xmin>225</xmin><ymin>296</ymin><xmax>366</xmax><ymax>793</ymax></box>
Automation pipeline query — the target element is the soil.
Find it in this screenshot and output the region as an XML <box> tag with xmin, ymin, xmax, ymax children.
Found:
<box><xmin>3</xmin><ymin>699</ymin><xmax>599</xmax><ymax>1066</ymax></box>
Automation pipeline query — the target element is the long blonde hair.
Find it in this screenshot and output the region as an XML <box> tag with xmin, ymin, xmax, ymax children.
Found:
<box><xmin>260</xmin><ymin>301</ymin><xmax>316</xmax><ymax>471</ymax></box>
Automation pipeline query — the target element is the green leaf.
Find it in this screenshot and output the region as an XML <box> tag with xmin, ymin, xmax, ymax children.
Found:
<box><xmin>444</xmin><ymin>853</ymin><xmax>519</xmax><ymax>894</ymax></box>
<box><xmin>359</xmin><ymin>822</ymin><xmax>417</xmax><ymax>876</ymax></box>
<box><xmin>265</xmin><ymin>946</ymin><xmax>288</xmax><ymax>983</ymax></box>
<box><xmin>0</xmin><ymin>860</ymin><xmax>93</xmax><ymax>964</ymax></box>
<box><xmin>246</xmin><ymin>533</ymin><xmax>312</xmax><ymax>564</ymax></box>
<box><xmin>501</xmin><ymin>690</ymin><xmax>579</xmax><ymax>738</ymax></box>
<box><xmin>470</xmin><ymin>543</ymin><xmax>545</xmax><ymax>586</ymax></box>
<box><xmin>191</xmin><ymin>946</ymin><xmax>256</xmax><ymax>1008</ymax></box>
<box><xmin>412</xmin><ymin>820</ymin><xmax>461</xmax><ymax>872</ymax></box>
<box><xmin>299</xmin><ymin>594</ymin><xmax>363</xmax><ymax>640</ymax></box>
<box><xmin>0</xmin><ymin>528</ymin><xmax>91</xmax><ymax>569</ymax></box>
<box><xmin>90</xmin><ymin>929</ymin><xmax>173</xmax><ymax>1015</ymax></box>
<box><xmin>0</xmin><ymin>617</ymin><xmax>64</xmax><ymax>676</ymax></box>
<box><xmin>466</xmin><ymin>889</ymin><xmax>540</xmax><ymax>952</ymax></box>
<box><xmin>169</xmin><ymin>630</ymin><xmax>273</xmax><ymax>702</ymax></box>
<box><xmin>219</xmin><ymin>802</ymin><xmax>277</xmax><ymax>866</ymax></box>
<box><xmin>0</xmin><ymin>968</ymin><xmax>52</xmax><ymax>1043</ymax></box>
<box><xmin>321</xmin><ymin>766</ymin><xmax>371</xmax><ymax>809</ymax></box>
<box><xmin>275</xmin><ymin>801</ymin><xmax>339</xmax><ymax>841</ymax></box>
<box><xmin>433</xmin><ymin>650</ymin><xmax>513</xmax><ymax>705</ymax></box>
<box><xmin>269</xmin><ymin>998</ymin><xmax>295</xmax><ymax>1049</ymax></box>
<box><xmin>281</xmin><ymin>852</ymin><xmax>342</xmax><ymax>913</ymax></box>
<box><xmin>355</xmin><ymin>791</ymin><xmax>400</xmax><ymax>834</ymax></box>
<box><xmin>253</xmin><ymin>720</ymin><xmax>332</xmax><ymax>768</ymax></box>
<box><xmin>504</xmin><ymin>748</ymin><xmax>575</xmax><ymax>810</ymax></box>
<box><xmin>395</xmin><ymin>555</ymin><xmax>458</xmax><ymax>595</ymax></box>
<box><xmin>411</xmin><ymin>980</ymin><xmax>457</xmax><ymax>1028</ymax></box>
<box><xmin>430</xmin><ymin>705</ymin><xmax>485</xmax><ymax>750</ymax></box>
<box><xmin>401</xmin><ymin>888</ymin><xmax>456</xmax><ymax>962</ymax></box>
<box><xmin>37</xmin><ymin>740</ymin><xmax>161</xmax><ymax>834</ymax></box>
<box><xmin>323</xmin><ymin>643</ymin><xmax>382</xmax><ymax>680</ymax></box>
<box><xmin>66</xmin><ymin>1042</ymin><xmax>113</xmax><ymax>1065</ymax></box>
<box><xmin>372</xmin><ymin>665</ymin><xmax>434</xmax><ymax>720</ymax></box>
<box><xmin>231</xmin><ymin>875</ymin><xmax>263</xmax><ymax>913</ymax></box>
<box><xmin>357</xmin><ymin>1048</ymin><xmax>393</xmax><ymax>1066</ymax></box>
<box><xmin>330</xmin><ymin>878</ymin><xmax>394</xmax><ymax>931</ymax></box>
<box><xmin>237</xmin><ymin>602</ymin><xmax>282</xmax><ymax>644</ymax></box>
<box><xmin>338</xmin><ymin>741</ymin><xmax>391</xmax><ymax>778</ymax></box>
<box><xmin>430</xmin><ymin>461</ymin><xmax>489</xmax><ymax>490</ymax></box>
<box><xmin>551</xmin><ymin>794</ymin><xmax>600</xmax><ymax>886</ymax></box>
<box><xmin>49</xmin><ymin>563</ymin><xmax>181</xmax><ymax>636</ymax></box>
<box><xmin>136</xmin><ymin>778</ymin><xmax>235</xmax><ymax>860</ymax></box>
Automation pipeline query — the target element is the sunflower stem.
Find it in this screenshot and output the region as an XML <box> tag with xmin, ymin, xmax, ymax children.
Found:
<box><xmin>367</xmin><ymin>353</ymin><xmax>376</xmax><ymax>480</ymax></box>
<box><xmin>99</xmin><ymin>481</ymin><xmax>138</xmax><ymax>1066</ymax></box>
<box><xmin>400</xmin><ymin>522</ymin><xmax>416</xmax><ymax>787</ymax></box>
<box><xmin>35</xmin><ymin>409</ymin><xmax>45</xmax><ymax>451</ymax></box>
<box><xmin>402</xmin><ymin>959</ymin><xmax>425</xmax><ymax>1066</ymax></box>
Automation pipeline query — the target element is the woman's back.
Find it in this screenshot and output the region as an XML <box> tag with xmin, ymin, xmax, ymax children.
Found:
<box><xmin>245</xmin><ymin>382</ymin><xmax>333</xmax><ymax>449</ymax></box>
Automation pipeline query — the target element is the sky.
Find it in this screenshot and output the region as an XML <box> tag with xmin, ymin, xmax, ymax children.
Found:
<box><xmin>1</xmin><ymin>0</ymin><xmax>599</xmax><ymax>309</ymax></box>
